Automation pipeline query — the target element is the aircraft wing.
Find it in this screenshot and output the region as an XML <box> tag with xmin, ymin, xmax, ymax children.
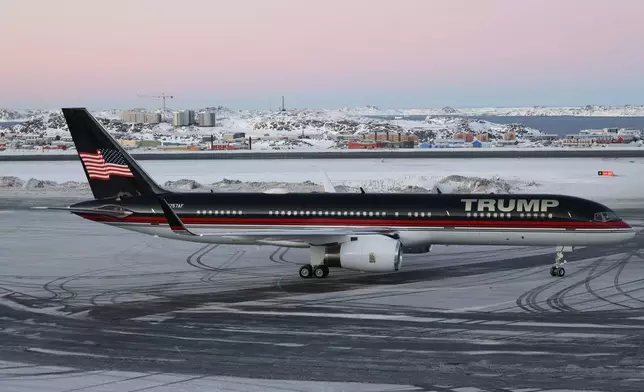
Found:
<box><xmin>157</xmin><ymin>196</ymin><xmax>394</xmax><ymax>241</ymax></box>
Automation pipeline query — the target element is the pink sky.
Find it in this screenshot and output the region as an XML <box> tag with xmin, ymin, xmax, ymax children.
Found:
<box><xmin>1</xmin><ymin>0</ymin><xmax>643</xmax><ymax>109</ymax></box>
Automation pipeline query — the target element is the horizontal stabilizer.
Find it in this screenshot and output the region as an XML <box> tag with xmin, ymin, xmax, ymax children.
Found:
<box><xmin>31</xmin><ymin>206</ymin><xmax>133</xmax><ymax>218</ymax></box>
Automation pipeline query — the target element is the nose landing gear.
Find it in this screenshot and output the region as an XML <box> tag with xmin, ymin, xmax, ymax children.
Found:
<box><xmin>549</xmin><ymin>250</ymin><xmax>566</xmax><ymax>277</ymax></box>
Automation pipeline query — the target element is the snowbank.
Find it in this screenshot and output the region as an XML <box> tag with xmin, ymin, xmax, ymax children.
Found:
<box><xmin>2</xmin><ymin>157</ymin><xmax>643</xmax><ymax>209</ymax></box>
<box><xmin>0</xmin><ymin>174</ymin><xmax>517</xmax><ymax>196</ymax></box>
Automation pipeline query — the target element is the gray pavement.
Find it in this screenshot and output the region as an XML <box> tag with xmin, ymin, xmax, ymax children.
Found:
<box><xmin>2</xmin><ymin>205</ymin><xmax>644</xmax><ymax>391</ymax></box>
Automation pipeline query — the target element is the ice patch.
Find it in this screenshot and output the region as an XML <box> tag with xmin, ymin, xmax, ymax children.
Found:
<box><xmin>26</xmin><ymin>348</ymin><xmax>109</xmax><ymax>358</ymax></box>
<box><xmin>461</xmin><ymin>350</ymin><xmax>615</xmax><ymax>357</ymax></box>
<box><xmin>174</xmin><ymin>305</ymin><xmax>446</xmax><ymax>323</ymax></box>
<box><xmin>555</xmin><ymin>332</ymin><xmax>624</xmax><ymax>339</ymax></box>
<box><xmin>25</xmin><ymin>348</ymin><xmax>185</xmax><ymax>363</ymax></box>
<box><xmin>0</xmin><ymin>293</ymin><xmax>85</xmax><ymax>319</ymax></box>
<box><xmin>512</xmin><ymin>321</ymin><xmax>642</xmax><ymax>329</ymax></box>
<box><xmin>102</xmin><ymin>329</ymin><xmax>308</xmax><ymax>348</ymax></box>
<box><xmin>131</xmin><ymin>314</ymin><xmax>176</xmax><ymax>322</ymax></box>
<box><xmin>214</xmin><ymin>327</ymin><xmax>505</xmax><ymax>345</ymax></box>
<box><xmin>380</xmin><ymin>349</ymin><xmax>614</xmax><ymax>357</ymax></box>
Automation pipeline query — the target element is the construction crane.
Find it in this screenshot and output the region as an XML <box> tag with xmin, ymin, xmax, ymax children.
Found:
<box><xmin>137</xmin><ymin>93</ymin><xmax>174</xmax><ymax>122</ymax></box>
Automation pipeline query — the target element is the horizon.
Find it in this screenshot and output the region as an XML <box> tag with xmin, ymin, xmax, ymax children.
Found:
<box><xmin>4</xmin><ymin>103</ymin><xmax>644</xmax><ymax>113</ymax></box>
<box><xmin>1</xmin><ymin>0</ymin><xmax>644</xmax><ymax>109</ymax></box>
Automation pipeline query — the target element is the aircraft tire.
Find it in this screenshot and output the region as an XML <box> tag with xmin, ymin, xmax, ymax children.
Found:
<box><xmin>313</xmin><ymin>266</ymin><xmax>327</xmax><ymax>279</ymax></box>
<box><xmin>299</xmin><ymin>265</ymin><xmax>313</xmax><ymax>279</ymax></box>
<box><xmin>550</xmin><ymin>266</ymin><xmax>557</xmax><ymax>276</ymax></box>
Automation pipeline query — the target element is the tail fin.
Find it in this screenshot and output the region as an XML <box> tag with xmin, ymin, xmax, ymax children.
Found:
<box><xmin>62</xmin><ymin>108</ymin><xmax>167</xmax><ymax>200</ymax></box>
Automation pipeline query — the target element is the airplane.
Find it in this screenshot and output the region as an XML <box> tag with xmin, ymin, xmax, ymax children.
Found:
<box><xmin>36</xmin><ymin>108</ymin><xmax>636</xmax><ymax>280</ymax></box>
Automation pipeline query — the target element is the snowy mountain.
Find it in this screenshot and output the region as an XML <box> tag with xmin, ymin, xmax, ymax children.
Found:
<box><xmin>0</xmin><ymin>107</ymin><xmax>538</xmax><ymax>151</ymax></box>
<box><xmin>341</xmin><ymin>105</ymin><xmax>644</xmax><ymax>117</ymax></box>
<box><xmin>0</xmin><ymin>109</ymin><xmax>39</xmax><ymax>121</ymax></box>
<box><xmin>4</xmin><ymin>105</ymin><xmax>644</xmax><ymax>124</ymax></box>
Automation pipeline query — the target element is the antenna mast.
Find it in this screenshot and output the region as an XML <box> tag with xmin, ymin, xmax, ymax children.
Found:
<box><xmin>137</xmin><ymin>93</ymin><xmax>174</xmax><ymax>122</ymax></box>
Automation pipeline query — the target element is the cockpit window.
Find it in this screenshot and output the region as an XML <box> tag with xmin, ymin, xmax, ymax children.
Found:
<box><xmin>593</xmin><ymin>212</ymin><xmax>622</xmax><ymax>222</ymax></box>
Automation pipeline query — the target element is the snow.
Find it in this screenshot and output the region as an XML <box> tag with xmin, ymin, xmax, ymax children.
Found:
<box><xmin>0</xmin><ymin>293</ymin><xmax>85</xmax><ymax>319</ymax></box>
<box><xmin>3</xmin><ymin>105</ymin><xmax>644</xmax><ymax>155</ymax></box>
<box><xmin>3</xmin><ymin>105</ymin><xmax>644</xmax><ymax>127</ymax></box>
<box><xmin>1</xmin><ymin>157</ymin><xmax>644</xmax><ymax>208</ymax></box>
<box><xmin>0</xmin><ymin>107</ymin><xmax>527</xmax><ymax>148</ymax></box>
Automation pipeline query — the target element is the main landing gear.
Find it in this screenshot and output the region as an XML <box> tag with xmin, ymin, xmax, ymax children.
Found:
<box><xmin>299</xmin><ymin>265</ymin><xmax>329</xmax><ymax>279</ymax></box>
<box><xmin>550</xmin><ymin>251</ymin><xmax>566</xmax><ymax>277</ymax></box>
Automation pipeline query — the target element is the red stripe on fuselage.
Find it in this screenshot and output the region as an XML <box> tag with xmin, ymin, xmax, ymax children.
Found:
<box><xmin>75</xmin><ymin>214</ymin><xmax>632</xmax><ymax>229</ymax></box>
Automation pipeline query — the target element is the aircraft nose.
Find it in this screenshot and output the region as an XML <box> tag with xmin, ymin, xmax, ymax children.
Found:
<box><xmin>623</xmin><ymin>225</ymin><xmax>638</xmax><ymax>241</ymax></box>
<box><xmin>629</xmin><ymin>228</ymin><xmax>638</xmax><ymax>239</ymax></box>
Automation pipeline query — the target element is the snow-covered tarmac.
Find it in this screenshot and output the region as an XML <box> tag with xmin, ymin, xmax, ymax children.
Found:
<box><xmin>2</xmin><ymin>157</ymin><xmax>644</xmax><ymax>391</ymax></box>
<box><xmin>1</xmin><ymin>207</ymin><xmax>644</xmax><ymax>391</ymax></box>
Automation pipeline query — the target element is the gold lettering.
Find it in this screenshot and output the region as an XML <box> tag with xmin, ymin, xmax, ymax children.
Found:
<box><xmin>461</xmin><ymin>199</ymin><xmax>477</xmax><ymax>212</ymax></box>
<box><xmin>478</xmin><ymin>199</ymin><xmax>496</xmax><ymax>212</ymax></box>
<box><xmin>497</xmin><ymin>199</ymin><xmax>516</xmax><ymax>212</ymax></box>
<box><xmin>517</xmin><ymin>199</ymin><xmax>539</xmax><ymax>212</ymax></box>
<box><xmin>541</xmin><ymin>200</ymin><xmax>559</xmax><ymax>211</ymax></box>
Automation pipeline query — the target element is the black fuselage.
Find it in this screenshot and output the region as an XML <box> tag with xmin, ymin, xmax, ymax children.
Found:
<box><xmin>72</xmin><ymin>192</ymin><xmax>628</xmax><ymax>230</ymax></box>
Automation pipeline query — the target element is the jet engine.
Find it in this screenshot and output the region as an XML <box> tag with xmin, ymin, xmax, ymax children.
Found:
<box><xmin>323</xmin><ymin>235</ymin><xmax>403</xmax><ymax>272</ymax></box>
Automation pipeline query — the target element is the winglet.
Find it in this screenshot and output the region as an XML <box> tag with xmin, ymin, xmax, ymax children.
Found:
<box><xmin>158</xmin><ymin>197</ymin><xmax>199</xmax><ymax>236</ymax></box>
<box><xmin>320</xmin><ymin>170</ymin><xmax>337</xmax><ymax>193</ymax></box>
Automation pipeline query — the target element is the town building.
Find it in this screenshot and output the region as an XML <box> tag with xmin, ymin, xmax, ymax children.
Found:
<box><xmin>454</xmin><ymin>132</ymin><xmax>474</xmax><ymax>142</ymax></box>
<box><xmin>198</xmin><ymin>112</ymin><xmax>216</xmax><ymax>127</ymax></box>
<box><xmin>503</xmin><ymin>131</ymin><xmax>516</xmax><ymax>141</ymax></box>
<box><xmin>172</xmin><ymin>110</ymin><xmax>195</xmax><ymax>127</ymax></box>
<box><xmin>120</xmin><ymin>110</ymin><xmax>161</xmax><ymax>124</ymax></box>
<box><xmin>222</xmin><ymin>132</ymin><xmax>246</xmax><ymax>141</ymax></box>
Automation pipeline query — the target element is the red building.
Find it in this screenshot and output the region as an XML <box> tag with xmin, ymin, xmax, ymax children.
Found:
<box><xmin>348</xmin><ymin>141</ymin><xmax>388</xmax><ymax>149</ymax></box>
<box><xmin>210</xmin><ymin>144</ymin><xmax>237</xmax><ymax>150</ymax></box>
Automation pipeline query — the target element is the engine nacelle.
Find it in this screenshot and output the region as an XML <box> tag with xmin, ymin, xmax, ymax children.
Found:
<box><xmin>323</xmin><ymin>235</ymin><xmax>403</xmax><ymax>272</ymax></box>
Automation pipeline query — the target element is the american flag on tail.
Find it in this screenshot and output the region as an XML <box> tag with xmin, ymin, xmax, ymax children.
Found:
<box><xmin>78</xmin><ymin>149</ymin><xmax>134</xmax><ymax>180</ymax></box>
